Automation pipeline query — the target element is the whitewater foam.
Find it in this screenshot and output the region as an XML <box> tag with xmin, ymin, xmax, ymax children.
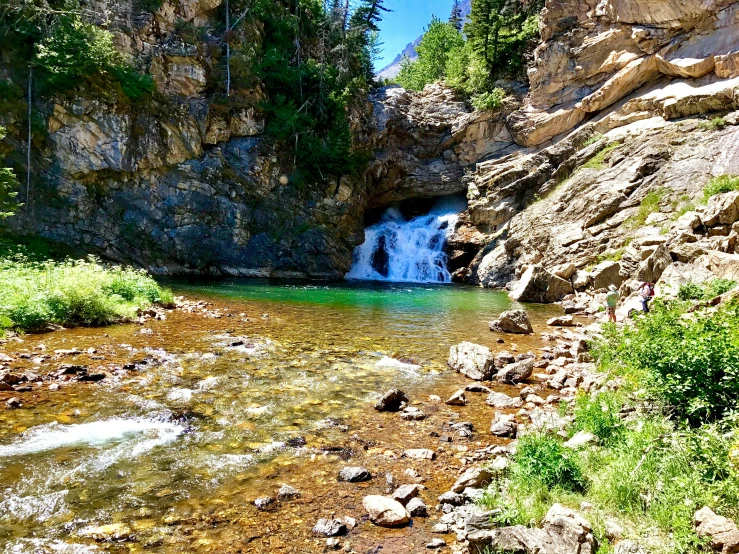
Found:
<box><xmin>0</xmin><ymin>418</ymin><xmax>185</xmax><ymax>457</ymax></box>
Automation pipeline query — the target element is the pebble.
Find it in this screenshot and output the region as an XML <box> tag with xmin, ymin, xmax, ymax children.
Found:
<box><xmin>254</xmin><ymin>497</ymin><xmax>274</xmax><ymax>510</ymax></box>
<box><xmin>427</xmin><ymin>538</ymin><xmax>446</xmax><ymax>548</ymax></box>
<box><xmin>406</xmin><ymin>497</ymin><xmax>428</xmax><ymax>517</ymax></box>
<box><xmin>338</xmin><ymin>466</ymin><xmax>371</xmax><ymax>482</ymax></box>
<box><xmin>5</xmin><ymin>397</ymin><xmax>21</xmax><ymax>408</ymax></box>
<box><xmin>277</xmin><ymin>484</ymin><xmax>300</xmax><ymax>500</ymax></box>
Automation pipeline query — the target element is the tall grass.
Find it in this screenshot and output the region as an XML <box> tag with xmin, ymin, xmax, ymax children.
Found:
<box><xmin>0</xmin><ymin>245</ymin><xmax>173</xmax><ymax>332</ymax></box>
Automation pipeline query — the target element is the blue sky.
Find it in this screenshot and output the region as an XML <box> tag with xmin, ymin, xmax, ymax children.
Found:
<box><xmin>375</xmin><ymin>0</ymin><xmax>455</xmax><ymax>69</ymax></box>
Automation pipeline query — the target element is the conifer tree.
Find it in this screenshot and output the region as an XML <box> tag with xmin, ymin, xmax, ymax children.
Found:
<box><xmin>449</xmin><ymin>0</ymin><xmax>463</xmax><ymax>31</ymax></box>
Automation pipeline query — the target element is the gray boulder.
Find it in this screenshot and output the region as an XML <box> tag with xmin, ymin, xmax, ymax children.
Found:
<box><xmin>591</xmin><ymin>261</ymin><xmax>623</xmax><ymax>290</ymax></box>
<box><xmin>489</xmin><ymin>309</ymin><xmax>534</xmax><ymax>334</ymax></box>
<box><xmin>486</xmin><ymin>391</ymin><xmax>523</xmax><ymax>409</ymax></box>
<box><xmin>702</xmin><ymin>191</ymin><xmax>739</xmax><ymax>228</ymax></box>
<box><xmin>490</xmin><ymin>413</ymin><xmax>517</xmax><ymax>437</ymax></box>
<box><xmin>495</xmin><ymin>359</ymin><xmax>534</xmax><ymax>384</ymax></box>
<box><xmin>468</xmin><ymin>503</ymin><xmax>598</xmax><ymax>554</ymax></box>
<box><xmin>510</xmin><ymin>265</ymin><xmax>573</xmax><ymax>304</ymax></box>
<box><xmin>448</xmin><ymin>342</ymin><xmax>495</xmax><ymax>381</ymax></box>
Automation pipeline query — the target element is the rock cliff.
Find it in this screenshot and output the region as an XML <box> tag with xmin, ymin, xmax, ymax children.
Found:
<box><xmin>2</xmin><ymin>0</ymin><xmax>739</xmax><ymax>288</ymax></box>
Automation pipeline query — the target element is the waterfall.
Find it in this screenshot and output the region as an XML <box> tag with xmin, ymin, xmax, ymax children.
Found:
<box><xmin>346</xmin><ymin>197</ymin><xmax>465</xmax><ymax>283</ymax></box>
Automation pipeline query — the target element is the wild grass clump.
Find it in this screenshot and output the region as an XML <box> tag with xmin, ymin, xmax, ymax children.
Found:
<box><xmin>0</xmin><ymin>246</ymin><xmax>173</xmax><ymax>332</ymax></box>
<box><xmin>678</xmin><ymin>279</ymin><xmax>737</xmax><ymax>301</ymax></box>
<box><xmin>513</xmin><ymin>433</ymin><xmax>587</xmax><ymax>492</ymax></box>
<box><xmin>699</xmin><ymin>117</ymin><xmax>727</xmax><ymax>131</ymax></box>
<box><xmin>703</xmin><ymin>175</ymin><xmax>739</xmax><ymax>202</ymax></box>
<box><xmin>628</xmin><ymin>188</ymin><xmax>666</xmax><ymax>228</ymax></box>
<box><xmin>570</xmin><ymin>392</ymin><xmax>625</xmax><ymax>446</ymax></box>
<box><xmin>582</xmin><ymin>142</ymin><xmax>621</xmax><ymax>171</ymax></box>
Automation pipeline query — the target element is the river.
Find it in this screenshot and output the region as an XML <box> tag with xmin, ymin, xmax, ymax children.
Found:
<box><xmin>0</xmin><ymin>280</ymin><xmax>558</xmax><ymax>553</ymax></box>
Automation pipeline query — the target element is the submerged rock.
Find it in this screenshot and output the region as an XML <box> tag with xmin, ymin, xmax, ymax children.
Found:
<box><xmin>362</xmin><ymin>495</ymin><xmax>410</xmax><ymax>527</ymax></box>
<box><xmin>489</xmin><ymin>309</ymin><xmax>534</xmax><ymax>334</ymax></box>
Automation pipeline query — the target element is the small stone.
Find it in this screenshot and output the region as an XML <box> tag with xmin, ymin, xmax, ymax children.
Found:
<box><xmin>362</xmin><ymin>495</ymin><xmax>410</xmax><ymax>527</ymax></box>
<box><xmin>437</xmin><ymin>491</ymin><xmax>464</xmax><ymax>506</ymax></box>
<box><xmin>403</xmin><ymin>448</ymin><xmax>436</xmax><ymax>461</ymax></box>
<box><xmin>393</xmin><ymin>484</ymin><xmax>423</xmax><ymax>505</ymax></box>
<box><xmin>375</xmin><ymin>388</ymin><xmax>409</xmax><ymax>412</ymax></box>
<box><xmin>5</xmin><ymin>397</ymin><xmax>21</xmax><ymax>409</ymax></box>
<box><xmin>495</xmin><ymin>359</ymin><xmax>534</xmax><ymax>384</ymax></box>
<box><xmin>406</xmin><ymin>497</ymin><xmax>428</xmax><ymax>517</ymax></box>
<box><xmin>254</xmin><ymin>497</ymin><xmax>274</xmax><ymax>510</ymax></box>
<box><xmin>564</xmin><ymin>431</ymin><xmax>596</xmax><ymax>449</ymax></box>
<box><xmin>277</xmin><ymin>484</ymin><xmax>300</xmax><ymax>500</ymax></box>
<box><xmin>490</xmin><ymin>413</ymin><xmax>517</xmax><ymax>437</ymax></box>
<box><xmin>312</xmin><ymin>519</ymin><xmax>346</xmax><ymax>537</ymax></box>
<box><xmin>432</xmin><ymin>523</ymin><xmax>450</xmax><ymax>533</ymax></box>
<box><xmin>547</xmin><ymin>315</ymin><xmax>576</xmax><ymax>327</ymax></box>
<box><xmin>485</xmin><ymin>391</ymin><xmax>522</xmax><ymax>409</ymax></box>
<box><xmin>400</xmin><ymin>406</ymin><xmax>426</xmax><ymax>420</ymax></box>
<box><xmin>446</xmin><ymin>389</ymin><xmax>467</xmax><ymax>406</ymax></box>
<box><xmin>48</xmin><ymin>383</ymin><xmax>61</xmax><ymax>391</ymax></box>
<box><xmin>338</xmin><ymin>467</ymin><xmax>371</xmax><ymax>482</ymax></box>
<box><xmin>429</xmin><ymin>395</ymin><xmax>441</xmax><ymax>402</ymax></box>
<box><xmin>326</xmin><ymin>537</ymin><xmax>341</xmax><ymax>549</ymax></box>
<box><xmin>426</xmin><ymin>538</ymin><xmax>446</xmax><ymax>548</ymax></box>
<box><xmin>605</xmin><ymin>519</ymin><xmax>624</xmax><ymax>541</ymax></box>
<box><xmin>452</xmin><ymin>467</ymin><xmax>493</xmax><ymax>493</ymax></box>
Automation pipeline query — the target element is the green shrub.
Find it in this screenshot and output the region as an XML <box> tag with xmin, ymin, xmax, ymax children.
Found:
<box><xmin>471</xmin><ymin>88</ymin><xmax>505</xmax><ymax>111</ymax></box>
<box><xmin>0</xmin><ymin>252</ymin><xmax>174</xmax><ymax>332</ymax></box>
<box><xmin>593</xmin><ymin>300</ymin><xmax>739</xmax><ymax>424</ymax></box>
<box><xmin>678</xmin><ymin>279</ymin><xmax>737</xmax><ymax>301</ymax></box>
<box><xmin>513</xmin><ymin>433</ymin><xmax>587</xmax><ymax>492</ymax></box>
<box><xmin>699</xmin><ymin>117</ymin><xmax>726</xmax><ymax>131</ymax></box>
<box><xmin>583</xmin><ymin>133</ymin><xmax>604</xmax><ymax>147</ymax></box>
<box><xmin>628</xmin><ymin>188</ymin><xmax>666</xmax><ymax>228</ymax></box>
<box><xmin>571</xmin><ymin>392</ymin><xmax>625</xmax><ymax>446</ymax></box>
<box><xmin>704</xmin><ymin>175</ymin><xmax>739</xmax><ymax>202</ymax></box>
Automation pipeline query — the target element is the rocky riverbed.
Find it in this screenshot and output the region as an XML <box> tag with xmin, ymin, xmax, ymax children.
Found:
<box><xmin>0</xmin><ymin>282</ymin><xmax>625</xmax><ymax>554</ymax></box>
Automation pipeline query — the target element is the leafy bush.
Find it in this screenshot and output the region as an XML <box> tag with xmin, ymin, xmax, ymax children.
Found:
<box><xmin>594</xmin><ymin>300</ymin><xmax>739</xmax><ymax>424</ymax></box>
<box><xmin>34</xmin><ymin>13</ymin><xmax>154</xmax><ymax>102</ymax></box>
<box><xmin>704</xmin><ymin>175</ymin><xmax>739</xmax><ymax>202</ymax></box>
<box><xmin>471</xmin><ymin>88</ymin><xmax>505</xmax><ymax>111</ymax></box>
<box><xmin>0</xmin><ymin>251</ymin><xmax>173</xmax><ymax>332</ymax></box>
<box><xmin>681</xmin><ymin>279</ymin><xmax>738</xmax><ymax>301</ymax></box>
<box><xmin>512</xmin><ymin>433</ymin><xmax>587</xmax><ymax>492</ymax></box>
<box><xmin>571</xmin><ymin>392</ymin><xmax>625</xmax><ymax>446</ymax></box>
<box><xmin>0</xmin><ymin>126</ymin><xmax>21</xmax><ymax>218</ymax></box>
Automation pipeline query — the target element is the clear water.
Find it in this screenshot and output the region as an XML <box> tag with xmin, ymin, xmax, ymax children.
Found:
<box><xmin>0</xmin><ymin>281</ymin><xmax>557</xmax><ymax>553</ymax></box>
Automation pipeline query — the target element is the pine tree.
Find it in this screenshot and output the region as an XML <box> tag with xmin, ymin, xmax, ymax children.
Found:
<box><xmin>449</xmin><ymin>0</ymin><xmax>463</xmax><ymax>31</ymax></box>
<box><xmin>349</xmin><ymin>0</ymin><xmax>390</xmax><ymax>33</ymax></box>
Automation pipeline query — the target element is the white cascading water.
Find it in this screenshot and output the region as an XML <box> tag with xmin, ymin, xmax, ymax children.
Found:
<box><xmin>346</xmin><ymin>196</ymin><xmax>466</xmax><ymax>283</ymax></box>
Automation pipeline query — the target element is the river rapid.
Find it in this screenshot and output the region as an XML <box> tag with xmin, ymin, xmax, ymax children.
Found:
<box><xmin>0</xmin><ymin>281</ymin><xmax>559</xmax><ymax>553</ymax></box>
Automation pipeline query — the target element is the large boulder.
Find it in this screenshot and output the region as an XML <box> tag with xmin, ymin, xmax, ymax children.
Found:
<box><xmin>658</xmin><ymin>262</ymin><xmax>716</xmax><ymax>296</ymax></box>
<box><xmin>510</xmin><ymin>265</ymin><xmax>573</xmax><ymax>304</ymax></box>
<box><xmin>495</xmin><ymin>359</ymin><xmax>534</xmax><ymax>384</ymax></box>
<box><xmin>490</xmin><ymin>413</ymin><xmax>517</xmax><ymax>437</ymax></box>
<box><xmin>489</xmin><ymin>309</ymin><xmax>534</xmax><ymax>334</ymax></box>
<box><xmin>634</xmin><ymin>243</ymin><xmax>672</xmax><ymax>284</ymax></box>
<box><xmin>448</xmin><ymin>342</ymin><xmax>495</xmax><ymax>381</ymax></box>
<box><xmin>702</xmin><ymin>192</ymin><xmax>739</xmax><ymax>228</ymax></box>
<box><xmin>591</xmin><ymin>261</ymin><xmax>624</xmax><ymax>290</ymax></box>
<box><xmin>694</xmin><ymin>506</ymin><xmax>739</xmax><ymax>554</ymax></box>
<box><xmin>468</xmin><ymin>504</ymin><xmax>598</xmax><ymax>554</ymax></box>
<box><xmin>697</xmin><ymin>252</ymin><xmax>739</xmax><ymax>282</ymax></box>
<box><xmin>363</xmin><ymin>495</ymin><xmax>411</xmax><ymax>527</ymax></box>
<box><xmin>486</xmin><ymin>391</ymin><xmax>523</xmax><ymax>409</ymax></box>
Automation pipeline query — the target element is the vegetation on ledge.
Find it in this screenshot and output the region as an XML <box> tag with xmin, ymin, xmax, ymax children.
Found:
<box><xmin>0</xmin><ymin>239</ymin><xmax>174</xmax><ymax>333</ymax></box>
<box><xmin>479</xmin><ymin>299</ymin><xmax>739</xmax><ymax>554</ymax></box>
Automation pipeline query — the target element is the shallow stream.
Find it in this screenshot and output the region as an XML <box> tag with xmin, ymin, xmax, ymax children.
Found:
<box><xmin>0</xmin><ymin>280</ymin><xmax>559</xmax><ymax>553</ymax></box>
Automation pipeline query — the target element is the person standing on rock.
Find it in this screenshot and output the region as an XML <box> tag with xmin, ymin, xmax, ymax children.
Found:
<box><xmin>606</xmin><ymin>285</ymin><xmax>619</xmax><ymax>323</ymax></box>
<box><xmin>639</xmin><ymin>282</ymin><xmax>655</xmax><ymax>313</ymax></box>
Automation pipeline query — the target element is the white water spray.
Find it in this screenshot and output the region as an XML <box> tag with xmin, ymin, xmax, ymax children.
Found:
<box><xmin>346</xmin><ymin>196</ymin><xmax>466</xmax><ymax>283</ymax></box>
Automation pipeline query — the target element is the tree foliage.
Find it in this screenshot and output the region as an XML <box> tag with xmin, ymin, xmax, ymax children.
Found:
<box><xmin>0</xmin><ymin>127</ymin><xmax>21</xmax><ymax>219</ymax></box>
<box><xmin>397</xmin><ymin>17</ymin><xmax>464</xmax><ymax>92</ymax></box>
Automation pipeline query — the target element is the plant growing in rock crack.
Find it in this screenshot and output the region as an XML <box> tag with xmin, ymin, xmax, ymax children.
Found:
<box><xmin>582</xmin><ymin>142</ymin><xmax>622</xmax><ymax>171</ymax></box>
<box><xmin>699</xmin><ymin>117</ymin><xmax>727</xmax><ymax>131</ymax></box>
<box><xmin>703</xmin><ymin>175</ymin><xmax>739</xmax><ymax>202</ymax></box>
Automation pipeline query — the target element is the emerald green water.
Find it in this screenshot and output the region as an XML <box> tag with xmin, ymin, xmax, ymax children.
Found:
<box><xmin>0</xmin><ymin>280</ymin><xmax>558</xmax><ymax>553</ymax></box>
